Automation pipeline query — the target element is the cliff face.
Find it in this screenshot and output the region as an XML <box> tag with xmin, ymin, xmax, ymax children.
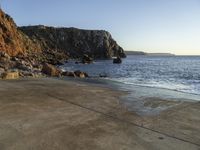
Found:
<box><xmin>0</xmin><ymin>9</ymin><xmax>125</xmax><ymax>60</ymax></box>
<box><xmin>19</xmin><ymin>26</ymin><xmax>126</xmax><ymax>59</ymax></box>
<box><xmin>0</xmin><ymin>9</ymin><xmax>41</xmax><ymax>56</ymax></box>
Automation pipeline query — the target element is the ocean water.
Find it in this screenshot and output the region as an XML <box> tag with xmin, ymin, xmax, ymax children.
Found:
<box><xmin>61</xmin><ymin>55</ymin><xmax>200</xmax><ymax>100</ymax></box>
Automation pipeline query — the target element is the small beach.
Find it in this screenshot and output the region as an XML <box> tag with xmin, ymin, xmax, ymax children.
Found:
<box><xmin>0</xmin><ymin>78</ymin><xmax>199</xmax><ymax>150</ymax></box>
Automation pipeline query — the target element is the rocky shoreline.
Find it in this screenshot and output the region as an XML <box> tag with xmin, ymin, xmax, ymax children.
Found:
<box><xmin>0</xmin><ymin>9</ymin><xmax>126</xmax><ymax>79</ymax></box>
<box><xmin>0</xmin><ymin>51</ymin><xmax>91</xmax><ymax>79</ymax></box>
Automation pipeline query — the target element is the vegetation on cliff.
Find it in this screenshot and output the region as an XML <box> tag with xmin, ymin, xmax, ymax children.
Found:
<box><xmin>19</xmin><ymin>25</ymin><xmax>126</xmax><ymax>59</ymax></box>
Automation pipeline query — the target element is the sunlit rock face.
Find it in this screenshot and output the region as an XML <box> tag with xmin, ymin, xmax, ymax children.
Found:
<box><xmin>0</xmin><ymin>9</ymin><xmax>41</xmax><ymax>56</ymax></box>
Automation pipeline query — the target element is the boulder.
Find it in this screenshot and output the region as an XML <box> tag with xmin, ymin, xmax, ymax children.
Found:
<box><xmin>113</xmin><ymin>57</ymin><xmax>122</xmax><ymax>64</ymax></box>
<box><xmin>0</xmin><ymin>67</ymin><xmax>5</xmax><ymax>76</ymax></box>
<box><xmin>62</xmin><ymin>71</ymin><xmax>76</xmax><ymax>78</ymax></box>
<box><xmin>42</xmin><ymin>63</ymin><xmax>61</xmax><ymax>77</ymax></box>
<box><xmin>15</xmin><ymin>60</ymin><xmax>33</xmax><ymax>71</ymax></box>
<box><xmin>1</xmin><ymin>71</ymin><xmax>19</xmax><ymax>80</ymax></box>
<box><xmin>0</xmin><ymin>56</ymin><xmax>15</xmax><ymax>70</ymax></box>
<box><xmin>99</xmin><ymin>73</ymin><xmax>108</xmax><ymax>78</ymax></box>
<box><xmin>0</xmin><ymin>51</ymin><xmax>11</xmax><ymax>60</ymax></box>
<box><xmin>74</xmin><ymin>70</ymin><xmax>89</xmax><ymax>78</ymax></box>
<box><xmin>82</xmin><ymin>54</ymin><xmax>93</xmax><ymax>64</ymax></box>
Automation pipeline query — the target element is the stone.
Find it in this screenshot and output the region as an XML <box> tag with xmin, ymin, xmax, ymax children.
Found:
<box><xmin>0</xmin><ymin>51</ymin><xmax>10</xmax><ymax>60</ymax></box>
<box><xmin>1</xmin><ymin>71</ymin><xmax>19</xmax><ymax>80</ymax></box>
<box><xmin>74</xmin><ymin>70</ymin><xmax>89</xmax><ymax>78</ymax></box>
<box><xmin>62</xmin><ymin>71</ymin><xmax>76</xmax><ymax>78</ymax></box>
<box><xmin>113</xmin><ymin>57</ymin><xmax>122</xmax><ymax>64</ymax></box>
<box><xmin>42</xmin><ymin>63</ymin><xmax>61</xmax><ymax>77</ymax></box>
<box><xmin>82</xmin><ymin>54</ymin><xmax>93</xmax><ymax>64</ymax></box>
<box><xmin>99</xmin><ymin>73</ymin><xmax>108</xmax><ymax>78</ymax></box>
<box><xmin>15</xmin><ymin>60</ymin><xmax>33</xmax><ymax>71</ymax></box>
<box><xmin>0</xmin><ymin>67</ymin><xmax>5</xmax><ymax>76</ymax></box>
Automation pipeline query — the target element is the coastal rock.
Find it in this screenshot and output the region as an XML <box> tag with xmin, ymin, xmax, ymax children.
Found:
<box><xmin>19</xmin><ymin>26</ymin><xmax>126</xmax><ymax>59</ymax></box>
<box><xmin>0</xmin><ymin>51</ymin><xmax>11</xmax><ymax>60</ymax></box>
<box><xmin>99</xmin><ymin>73</ymin><xmax>108</xmax><ymax>78</ymax></box>
<box><xmin>113</xmin><ymin>57</ymin><xmax>122</xmax><ymax>64</ymax></box>
<box><xmin>0</xmin><ymin>9</ymin><xmax>126</xmax><ymax>79</ymax></box>
<box><xmin>62</xmin><ymin>71</ymin><xmax>76</xmax><ymax>78</ymax></box>
<box><xmin>0</xmin><ymin>9</ymin><xmax>126</xmax><ymax>66</ymax></box>
<box><xmin>1</xmin><ymin>71</ymin><xmax>19</xmax><ymax>80</ymax></box>
<box><xmin>82</xmin><ymin>54</ymin><xmax>93</xmax><ymax>64</ymax></box>
<box><xmin>74</xmin><ymin>70</ymin><xmax>89</xmax><ymax>78</ymax></box>
<box><xmin>19</xmin><ymin>71</ymin><xmax>41</xmax><ymax>78</ymax></box>
<box><xmin>0</xmin><ymin>67</ymin><xmax>5</xmax><ymax>76</ymax></box>
<box><xmin>0</xmin><ymin>9</ymin><xmax>41</xmax><ymax>56</ymax></box>
<box><xmin>0</xmin><ymin>52</ymin><xmax>15</xmax><ymax>70</ymax></box>
<box><xmin>42</xmin><ymin>63</ymin><xmax>61</xmax><ymax>77</ymax></box>
<box><xmin>15</xmin><ymin>60</ymin><xmax>33</xmax><ymax>71</ymax></box>
<box><xmin>62</xmin><ymin>70</ymin><xmax>89</xmax><ymax>78</ymax></box>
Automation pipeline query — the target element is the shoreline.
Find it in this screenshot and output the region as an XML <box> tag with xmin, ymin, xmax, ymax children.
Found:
<box><xmin>61</xmin><ymin>77</ymin><xmax>199</xmax><ymax>115</ymax></box>
<box><xmin>0</xmin><ymin>77</ymin><xmax>199</xmax><ymax>149</ymax></box>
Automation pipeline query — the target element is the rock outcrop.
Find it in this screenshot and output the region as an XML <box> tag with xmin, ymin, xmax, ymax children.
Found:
<box><xmin>0</xmin><ymin>9</ymin><xmax>126</xmax><ymax>79</ymax></box>
<box><xmin>19</xmin><ymin>26</ymin><xmax>126</xmax><ymax>59</ymax></box>
<box><xmin>0</xmin><ymin>9</ymin><xmax>41</xmax><ymax>56</ymax></box>
<box><xmin>1</xmin><ymin>71</ymin><xmax>19</xmax><ymax>80</ymax></box>
<box><xmin>113</xmin><ymin>57</ymin><xmax>122</xmax><ymax>64</ymax></box>
<box><xmin>42</xmin><ymin>63</ymin><xmax>61</xmax><ymax>77</ymax></box>
<box><xmin>62</xmin><ymin>70</ymin><xmax>89</xmax><ymax>78</ymax></box>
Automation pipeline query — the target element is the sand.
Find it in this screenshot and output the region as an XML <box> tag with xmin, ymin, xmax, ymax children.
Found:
<box><xmin>0</xmin><ymin>78</ymin><xmax>199</xmax><ymax>150</ymax></box>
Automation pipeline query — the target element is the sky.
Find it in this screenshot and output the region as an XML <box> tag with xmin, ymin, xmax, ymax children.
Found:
<box><xmin>1</xmin><ymin>0</ymin><xmax>200</xmax><ymax>55</ymax></box>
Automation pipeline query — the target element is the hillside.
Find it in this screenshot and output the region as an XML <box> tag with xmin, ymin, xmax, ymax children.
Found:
<box><xmin>0</xmin><ymin>9</ymin><xmax>41</xmax><ymax>56</ymax></box>
<box><xmin>0</xmin><ymin>9</ymin><xmax>126</xmax><ymax>60</ymax></box>
<box><xmin>19</xmin><ymin>26</ymin><xmax>126</xmax><ymax>59</ymax></box>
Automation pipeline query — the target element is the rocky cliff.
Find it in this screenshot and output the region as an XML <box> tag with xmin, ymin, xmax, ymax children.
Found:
<box><xmin>0</xmin><ymin>9</ymin><xmax>125</xmax><ymax>60</ymax></box>
<box><xmin>19</xmin><ymin>26</ymin><xmax>126</xmax><ymax>59</ymax></box>
<box><xmin>0</xmin><ymin>9</ymin><xmax>41</xmax><ymax>56</ymax></box>
<box><xmin>0</xmin><ymin>9</ymin><xmax>126</xmax><ymax>78</ymax></box>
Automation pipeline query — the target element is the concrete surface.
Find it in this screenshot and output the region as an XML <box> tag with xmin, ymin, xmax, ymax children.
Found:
<box><xmin>0</xmin><ymin>78</ymin><xmax>199</xmax><ymax>150</ymax></box>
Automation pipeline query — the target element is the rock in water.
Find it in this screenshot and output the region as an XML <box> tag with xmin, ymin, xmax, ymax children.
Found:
<box><xmin>74</xmin><ymin>70</ymin><xmax>89</xmax><ymax>78</ymax></box>
<box><xmin>113</xmin><ymin>57</ymin><xmax>122</xmax><ymax>64</ymax></box>
<box><xmin>42</xmin><ymin>63</ymin><xmax>61</xmax><ymax>77</ymax></box>
<box><xmin>82</xmin><ymin>54</ymin><xmax>93</xmax><ymax>64</ymax></box>
<box><xmin>0</xmin><ymin>67</ymin><xmax>5</xmax><ymax>76</ymax></box>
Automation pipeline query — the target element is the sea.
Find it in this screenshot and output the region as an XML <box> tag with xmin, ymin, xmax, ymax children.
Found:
<box><xmin>61</xmin><ymin>55</ymin><xmax>200</xmax><ymax>114</ymax></box>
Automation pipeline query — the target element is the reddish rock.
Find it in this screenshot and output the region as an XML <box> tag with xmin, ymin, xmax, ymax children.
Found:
<box><xmin>74</xmin><ymin>70</ymin><xmax>89</xmax><ymax>78</ymax></box>
<box><xmin>1</xmin><ymin>71</ymin><xmax>19</xmax><ymax>80</ymax></box>
<box><xmin>42</xmin><ymin>63</ymin><xmax>61</xmax><ymax>77</ymax></box>
<box><xmin>0</xmin><ymin>9</ymin><xmax>41</xmax><ymax>56</ymax></box>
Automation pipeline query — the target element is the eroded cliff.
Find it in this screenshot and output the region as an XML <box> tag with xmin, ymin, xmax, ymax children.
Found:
<box><xmin>0</xmin><ymin>9</ymin><xmax>125</xmax><ymax>61</ymax></box>
<box><xmin>19</xmin><ymin>25</ymin><xmax>126</xmax><ymax>59</ymax></box>
<box><xmin>0</xmin><ymin>9</ymin><xmax>41</xmax><ymax>56</ymax></box>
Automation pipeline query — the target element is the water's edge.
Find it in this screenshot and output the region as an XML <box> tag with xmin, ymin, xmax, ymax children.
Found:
<box><xmin>59</xmin><ymin>77</ymin><xmax>199</xmax><ymax>116</ymax></box>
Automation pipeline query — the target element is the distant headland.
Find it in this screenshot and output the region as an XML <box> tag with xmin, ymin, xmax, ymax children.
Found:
<box><xmin>125</xmin><ymin>51</ymin><xmax>175</xmax><ymax>56</ymax></box>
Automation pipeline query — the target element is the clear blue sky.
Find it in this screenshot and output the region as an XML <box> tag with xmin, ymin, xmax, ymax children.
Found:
<box><xmin>2</xmin><ymin>0</ymin><xmax>200</xmax><ymax>55</ymax></box>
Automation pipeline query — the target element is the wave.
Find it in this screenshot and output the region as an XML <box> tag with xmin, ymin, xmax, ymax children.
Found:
<box><xmin>106</xmin><ymin>77</ymin><xmax>200</xmax><ymax>96</ymax></box>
